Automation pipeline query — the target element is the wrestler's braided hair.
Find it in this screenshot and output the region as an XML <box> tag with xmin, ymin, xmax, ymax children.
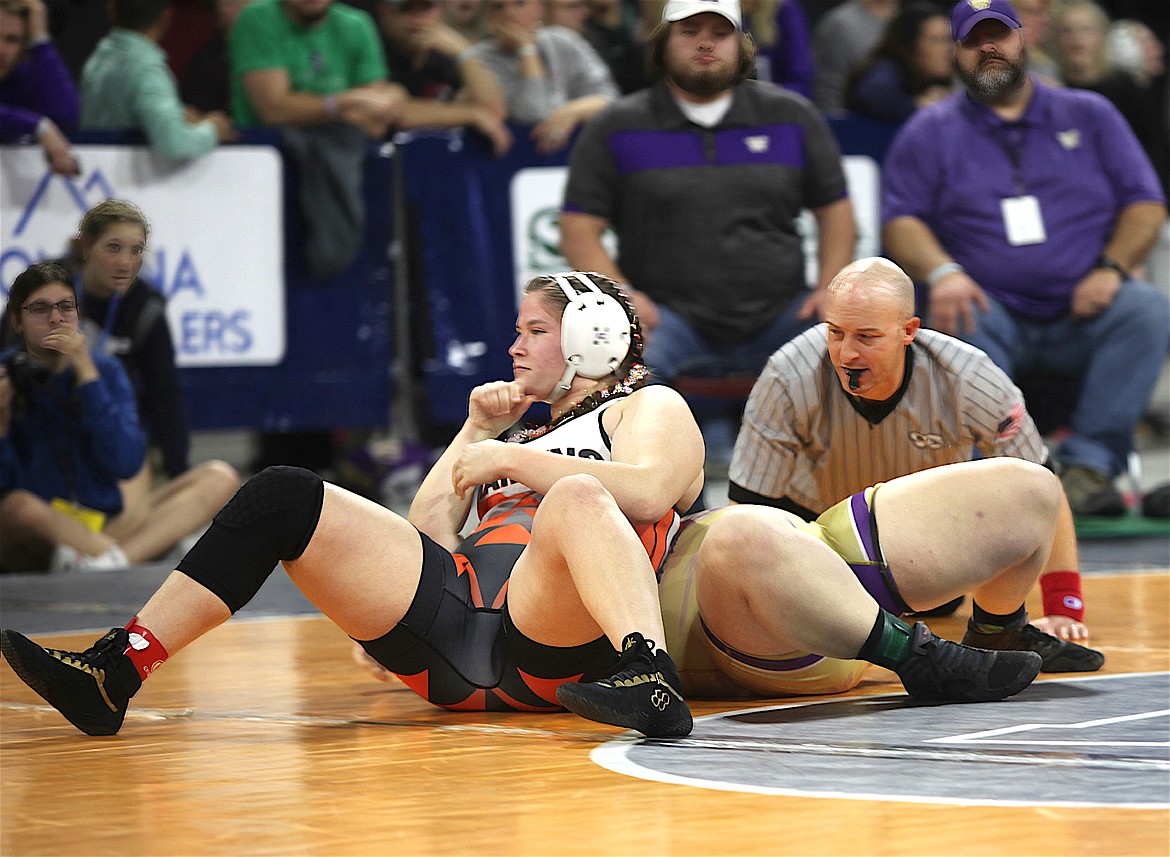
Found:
<box><xmin>507</xmin><ymin>272</ymin><xmax>649</xmax><ymax>443</ymax></box>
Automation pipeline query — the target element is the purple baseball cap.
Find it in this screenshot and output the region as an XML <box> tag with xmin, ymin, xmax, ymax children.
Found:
<box><xmin>951</xmin><ymin>0</ymin><xmax>1022</xmax><ymax>41</ymax></box>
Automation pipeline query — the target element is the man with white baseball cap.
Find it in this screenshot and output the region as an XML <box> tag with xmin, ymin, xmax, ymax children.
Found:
<box><xmin>661</xmin><ymin>0</ymin><xmax>742</xmax><ymax>29</ymax></box>
<box><xmin>560</xmin><ymin>0</ymin><xmax>855</xmax><ymax>464</ymax></box>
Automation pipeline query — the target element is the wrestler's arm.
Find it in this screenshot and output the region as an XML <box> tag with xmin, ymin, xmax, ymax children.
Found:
<box><xmin>410</xmin><ymin>380</ymin><xmax>537</xmax><ymax>550</ymax></box>
<box><xmin>452</xmin><ymin>385</ymin><xmax>703</xmax><ymax>524</ymax></box>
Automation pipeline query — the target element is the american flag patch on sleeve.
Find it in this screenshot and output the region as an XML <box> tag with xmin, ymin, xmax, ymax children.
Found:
<box><xmin>996</xmin><ymin>401</ymin><xmax>1026</xmax><ymax>440</ymax></box>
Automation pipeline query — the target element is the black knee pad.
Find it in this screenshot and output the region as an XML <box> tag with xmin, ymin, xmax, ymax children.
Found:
<box><xmin>177</xmin><ymin>466</ymin><xmax>325</xmax><ymax>613</ymax></box>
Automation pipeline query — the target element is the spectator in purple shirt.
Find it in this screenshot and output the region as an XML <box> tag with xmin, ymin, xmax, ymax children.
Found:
<box><xmin>881</xmin><ymin>0</ymin><xmax>1169</xmax><ymax>517</ymax></box>
<box><xmin>0</xmin><ymin>0</ymin><xmax>79</xmax><ymax>174</ymax></box>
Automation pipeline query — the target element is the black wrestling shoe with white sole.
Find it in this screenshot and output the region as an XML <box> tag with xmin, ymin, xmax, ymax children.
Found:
<box><xmin>894</xmin><ymin>622</ymin><xmax>1041</xmax><ymax>703</ymax></box>
<box><xmin>961</xmin><ymin>621</ymin><xmax>1104</xmax><ymax>672</ymax></box>
<box><xmin>556</xmin><ymin>632</ymin><xmax>692</xmax><ymax>738</ymax></box>
<box><xmin>1</xmin><ymin>628</ymin><xmax>141</xmax><ymax>736</ymax></box>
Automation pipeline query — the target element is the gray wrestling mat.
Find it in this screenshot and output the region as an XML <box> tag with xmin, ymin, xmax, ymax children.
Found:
<box><xmin>594</xmin><ymin>672</ymin><xmax>1170</xmax><ymax>809</ymax></box>
<box><xmin>0</xmin><ymin>561</ymin><xmax>313</xmax><ymax>635</ymax></box>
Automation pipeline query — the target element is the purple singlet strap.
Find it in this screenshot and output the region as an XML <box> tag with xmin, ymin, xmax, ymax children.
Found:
<box><xmin>846</xmin><ymin>490</ymin><xmax>911</xmax><ymax>615</ymax></box>
<box><xmin>850</xmin><ymin>562</ymin><xmax>905</xmax><ymax>615</ymax></box>
<box><xmin>850</xmin><ymin>491</ymin><xmax>877</xmax><ymax>558</ymax></box>
<box><xmin>700</xmin><ymin>618</ymin><xmax>824</xmax><ymax>671</ymax></box>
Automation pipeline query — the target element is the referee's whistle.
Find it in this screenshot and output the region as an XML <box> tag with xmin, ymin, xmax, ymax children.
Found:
<box><xmin>846</xmin><ymin>368</ymin><xmax>863</xmax><ymax>391</ymax></box>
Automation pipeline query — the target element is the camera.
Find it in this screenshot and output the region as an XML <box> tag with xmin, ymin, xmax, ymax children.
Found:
<box><xmin>2</xmin><ymin>350</ymin><xmax>51</xmax><ymax>396</ymax></box>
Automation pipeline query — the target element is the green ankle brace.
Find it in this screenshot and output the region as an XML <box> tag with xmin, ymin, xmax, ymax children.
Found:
<box><xmin>858</xmin><ymin>611</ymin><xmax>915</xmax><ymax>670</ymax></box>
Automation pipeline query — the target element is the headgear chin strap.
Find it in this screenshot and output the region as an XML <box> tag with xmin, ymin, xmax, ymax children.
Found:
<box><xmin>550</xmin><ymin>272</ymin><xmax>632</xmax><ymax>401</ymax></box>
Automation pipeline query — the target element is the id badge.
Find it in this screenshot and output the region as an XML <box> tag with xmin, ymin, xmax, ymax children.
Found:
<box><xmin>1001</xmin><ymin>195</ymin><xmax>1047</xmax><ymax>246</ymax></box>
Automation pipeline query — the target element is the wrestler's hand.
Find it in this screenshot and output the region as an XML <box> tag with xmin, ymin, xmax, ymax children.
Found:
<box><xmin>466</xmin><ymin>379</ymin><xmax>535</xmax><ymax>437</ymax></box>
<box><xmin>1031</xmin><ymin>615</ymin><xmax>1089</xmax><ymax>641</ymax></box>
<box><xmin>351</xmin><ymin>641</ymin><xmax>394</xmax><ymax>683</ymax></box>
<box><xmin>452</xmin><ymin>438</ymin><xmax>511</xmax><ymax>499</ymax></box>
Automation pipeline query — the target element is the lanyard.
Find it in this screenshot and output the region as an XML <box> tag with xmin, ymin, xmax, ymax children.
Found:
<box><xmin>75</xmin><ymin>270</ymin><xmax>124</xmax><ymax>352</ymax></box>
<box><xmin>989</xmin><ymin>122</ymin><xmax>1028</xmax><ymax>195</ymax></box>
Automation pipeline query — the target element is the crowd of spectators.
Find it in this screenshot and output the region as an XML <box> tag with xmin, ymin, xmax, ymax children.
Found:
<box><xmin>3</xmin><ymin>0</ymin><xmax>1164</xmax><ymax>168</ymax></box>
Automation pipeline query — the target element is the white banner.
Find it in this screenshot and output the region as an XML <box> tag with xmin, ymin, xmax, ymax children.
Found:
<box><xmin>510</xmin><ymin>166</ymin><xmax>614</xmax><ymax>304</ymax></box>
<box><xmin>0</xmin><ymin>144</ymin><xmax>285</xmax><ymax>367</ymax></box>
<box><xmin>508</xmin><ymin>155</ymin><xmax>882</xmax><ymax>301</ymax></box>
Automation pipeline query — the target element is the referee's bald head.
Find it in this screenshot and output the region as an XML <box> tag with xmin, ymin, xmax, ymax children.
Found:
<box><xmin>826</xmin><ymin>257</ymin><xmax>916</xmax><ymax>321</ymax></box>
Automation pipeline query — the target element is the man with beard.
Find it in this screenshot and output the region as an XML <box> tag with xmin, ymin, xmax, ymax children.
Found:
<box><xmin>882</xmin><ymin>0</ymin><xmax>1168</xmax><ymax>518</ymax></box>
<box><xmin>559</xmin><ymin>0</ymin><xmax>855</xmax><ymax>463</ymax></box>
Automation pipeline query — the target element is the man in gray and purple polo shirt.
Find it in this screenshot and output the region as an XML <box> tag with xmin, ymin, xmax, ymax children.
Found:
<box><xmin>882</xmin><ymin>0</ymin><xmax>1169</xmax><ymax>517</ymax></box>
<box><xmin>558</xmin><ymin>0</ymin><xmax>856</xmax><ymax>461</ymax></box>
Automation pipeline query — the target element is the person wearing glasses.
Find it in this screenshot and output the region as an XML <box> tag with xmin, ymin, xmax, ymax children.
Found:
<box><xmin>464</xmin><ymin>0</ymin><xmax>618</xmax><ymax>153</ymax></box>
<box><xmin>0</xmin><ymin>262</ymin><xmax>237</xmax><ymax>573</ymax></box>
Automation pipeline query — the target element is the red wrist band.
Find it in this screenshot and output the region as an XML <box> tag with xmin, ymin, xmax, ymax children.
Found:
<box><xmin>1040</xmin><ymin>570</ymin><xmax>1084</xmax><ymax>621</ymax></box>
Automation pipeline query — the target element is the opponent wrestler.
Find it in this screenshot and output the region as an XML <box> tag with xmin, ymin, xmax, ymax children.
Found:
<box><xmin>659</xmin><ymin>457</ymin><xmax>1104</xmax><ymax>700</ymax></box>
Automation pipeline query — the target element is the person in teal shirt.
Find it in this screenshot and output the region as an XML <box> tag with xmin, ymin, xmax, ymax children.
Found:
<box><xmin>229</xmin><ymin>0</ymin><xmax>404</xmax><ymax>135</ymax></box>
<box><xmin>81</xmin><ymin>0</ymin><xmax>235</xmax><ymax>161</ymax></box>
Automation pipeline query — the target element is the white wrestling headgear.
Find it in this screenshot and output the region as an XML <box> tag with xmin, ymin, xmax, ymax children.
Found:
<box><xmin>551</xmin><ymin>272</ymin><xmax>632</xmax><ymax>398</ymax></box>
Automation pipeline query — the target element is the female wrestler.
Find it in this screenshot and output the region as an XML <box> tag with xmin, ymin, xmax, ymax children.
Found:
<box><xmin>0</xmin><ymin>272</ymin><xmax>705</xmax><ymax>738</ymax></box>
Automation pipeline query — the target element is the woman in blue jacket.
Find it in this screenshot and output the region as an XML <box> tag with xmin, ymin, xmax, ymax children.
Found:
<box><xmin>0</xmin><ymin>262</ymin><xmax>236</xmax><ymax>573</ymax></box>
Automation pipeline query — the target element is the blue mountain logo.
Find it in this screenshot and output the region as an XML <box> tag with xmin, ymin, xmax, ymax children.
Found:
<box><xmin>10</xmin><ymin>169</ymin><xmax>117</xmax><ymax>238</ymax></box>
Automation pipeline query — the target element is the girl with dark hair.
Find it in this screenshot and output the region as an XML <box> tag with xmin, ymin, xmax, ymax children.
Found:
<box><xmin>845</xmin><ymin>2</ymin><xmax>953</xmax><ymax>123</ymax></box>
<box><xmin>0</xmin><ymin>261</ymin><xmax>236</xmax><ymax>573</ymax></box>
<box><xmin>1</xmin><ymin>262</ymin><xmax>144</xmax><ymax>572</ymax></box>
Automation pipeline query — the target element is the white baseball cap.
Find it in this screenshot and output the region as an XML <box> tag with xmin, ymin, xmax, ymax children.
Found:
<box><xmin>662</xmin><ymin>0</ymin><xmax>742</xmax><ymax>30</ymax></box>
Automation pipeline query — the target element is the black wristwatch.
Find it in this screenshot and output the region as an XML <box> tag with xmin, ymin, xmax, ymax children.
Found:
<box><xmin>1094</xmin><ymin>255</ymin><xmax>1128</xmax><ymax>279</ymax></box>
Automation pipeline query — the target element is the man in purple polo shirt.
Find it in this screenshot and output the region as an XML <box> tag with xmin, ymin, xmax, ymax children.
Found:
<box><xmin>559</xmin><ymin>0</ymin><xmax>855</xmax><ymax>463</ymax></box>
<box><xmin>882</xmin><ymin>0</ymin><xmax>1169</xmax><ymax>517</ymax></box>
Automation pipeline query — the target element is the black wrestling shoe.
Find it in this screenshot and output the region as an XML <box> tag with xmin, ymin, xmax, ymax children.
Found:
<box><xmin>961</xmin><ymin>621</ymin><xmax>1105</xmax><ymax>673</ymax></box>
<box><xmin>894</xmin><ymin>623</ymin><xmax>1041</xmax><ymax>703</ymax></box>
<box><xmin>556</xmin><ymin>632</ymin><xmax>693</xmax><ymax>738</ymax></box>
<box><xmin>0</xmin><ymin>628</ymin><xmax>141</xmax><ymax>736</ymax></box>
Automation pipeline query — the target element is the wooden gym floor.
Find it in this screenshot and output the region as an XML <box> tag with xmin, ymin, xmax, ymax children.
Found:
<box><xmin>1</xmin><ymin>538</ymin><xmax>1167</xmax><ymax>857</ymax></box>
